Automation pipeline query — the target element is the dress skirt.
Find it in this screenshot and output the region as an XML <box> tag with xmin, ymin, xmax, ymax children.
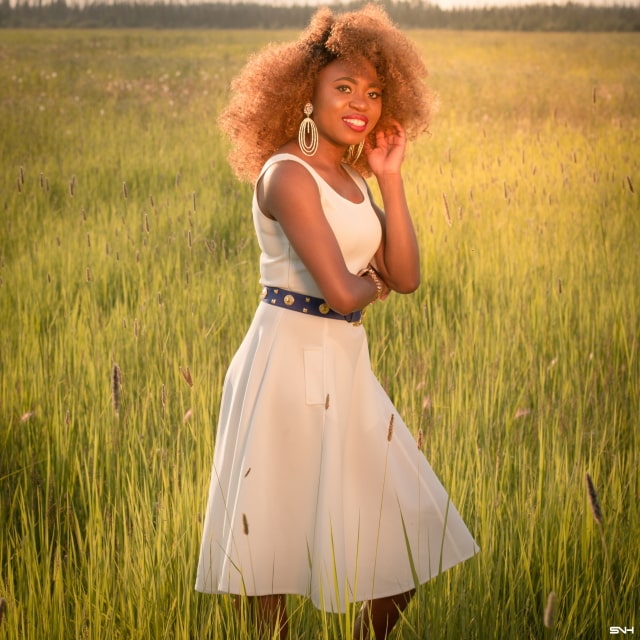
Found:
<box><xmin>195</xmin><ymin>302</ymin><xmax>479</xmax><ymax>612</ymax></box>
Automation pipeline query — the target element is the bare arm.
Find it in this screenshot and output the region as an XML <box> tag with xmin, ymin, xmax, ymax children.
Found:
<box><xmin>257</xmin><ymin>160</ymin><xmax>380</xmax><ymax>316</ymax></box>
<box><xmin>365</xmin><ymin>122</ymin><xmax>420</xmax><ymax>293</ymax></box>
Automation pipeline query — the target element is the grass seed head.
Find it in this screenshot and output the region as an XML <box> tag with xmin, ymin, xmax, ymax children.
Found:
<box><xmin>112</xmin><ymin>364</ymin><xmax>122</xmax><ymax>416</ymax></box>
<box><xmin>0</xmin><ymin>596</ymin><xmax>7</xmax><ymax>626</ymax></box>
<box><xmin>585</xmin><ymin>473</ymin><xmax>603</xmax><ymax>525</ymax></box>
<box><xmin>180</xmin><ymin>366</ymin><xmax>193</xmax><ymax>387</ymax></box>
<box><xmin>543</xmin><ymin>591</ymin><xmax>557</xmax><ymax>629</ymax></box>
<box><xmin>387</xmin><ymin>414</ymin><xmax>395</xmax><ymax>442</ymax></box>
<box><xmin>442</xmin><ymin>192</ymin><xmax>452</xmax><ymax>227</ymax></box>
<box><xmin>242</xmin><ymin>513</ymin><xmax>249</xmax><ymax>535</ymax></box>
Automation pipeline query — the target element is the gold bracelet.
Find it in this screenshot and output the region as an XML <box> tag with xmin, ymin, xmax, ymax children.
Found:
<box><xmin>358</xmin><ymin>265</ymin><xmax>384</xmax><ymax>300</ymax></box>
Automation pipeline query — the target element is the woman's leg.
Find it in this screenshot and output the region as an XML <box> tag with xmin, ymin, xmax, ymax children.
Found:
<box><xmin>353</xmin><ymin>589</ymin><xmax>415</xmax><ymax>640</ymax></box>
<box><xmin>254</xmin><ymin>594</ymin><xmax>288</xmax><ymax>639</ymax></box>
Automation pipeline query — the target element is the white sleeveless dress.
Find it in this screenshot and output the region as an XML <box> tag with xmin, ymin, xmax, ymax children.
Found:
<box><xmin>195</xmin><ymin>153</ymin><xmax>478</xmax><ymax>612</ymax></box>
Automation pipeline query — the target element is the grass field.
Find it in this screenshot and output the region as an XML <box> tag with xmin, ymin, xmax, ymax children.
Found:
<box><xmin>0</xmin><ymin>28</ymin><xmax>638</xmax><ymax>639</ymax></box>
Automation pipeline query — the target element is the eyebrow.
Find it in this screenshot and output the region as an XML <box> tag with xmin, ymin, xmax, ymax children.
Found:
<box><xmin>333</xmin><ymin>75</ymin><xmax>382</xmax><ymax>89</ymax></box>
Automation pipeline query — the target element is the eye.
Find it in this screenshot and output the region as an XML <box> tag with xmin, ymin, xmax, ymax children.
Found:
<box><xmin>336</xmin><ymin>85</ymin><xmax>352</xmax><ymax>93</ymax></box>
<box><xmin>368</xmin><ymin>90</ymin><xmax>382</xmax><ymax>100</ymax></box>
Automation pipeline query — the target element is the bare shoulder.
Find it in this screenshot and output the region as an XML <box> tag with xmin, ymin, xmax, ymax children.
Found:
<box><xmin>263</xmin><ymin>157</ymin><xmax>316</xmax><ymax>193</ymax></box>
<box><xmin>259</xmin><ymin>157</ymin><xmax>320</xmax><ymax>219</ymax></box>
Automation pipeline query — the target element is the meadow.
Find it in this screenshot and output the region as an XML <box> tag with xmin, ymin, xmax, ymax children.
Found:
<box><xmin>0</xmin><ymin>27</ymin><xmax>638</xmax><ymax>639</ymax></box>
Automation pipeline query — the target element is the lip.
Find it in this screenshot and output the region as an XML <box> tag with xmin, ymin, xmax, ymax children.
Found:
<box><xmin>342</xmin><ymin>114</ymin><xmax>368</xmax><ymax>133</ymax></box>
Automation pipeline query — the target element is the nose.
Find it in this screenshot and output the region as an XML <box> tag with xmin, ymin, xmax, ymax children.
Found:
<box><xmin>349</xmin><ymin>93</ymin><xmax>367</xmax><ymax>110</ymax></box>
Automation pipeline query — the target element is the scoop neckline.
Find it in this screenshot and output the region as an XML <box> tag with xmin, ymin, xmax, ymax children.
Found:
<box><xmin>268</xmin><ymin>153</ymin><xmax>367</xmax><ymax>206</ymax></box>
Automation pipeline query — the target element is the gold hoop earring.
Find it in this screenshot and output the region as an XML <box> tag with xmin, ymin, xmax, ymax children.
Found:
<box><xmin>298</xmin><ymin>103</ymin><xmax>318</xmax><ymax>157</ymax></box>
<box><xmin>347</xmin><ymin>140</ymin><xmax>365</xmax><ymax>165</ymax></box>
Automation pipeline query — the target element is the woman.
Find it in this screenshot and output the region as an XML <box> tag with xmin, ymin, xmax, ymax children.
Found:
<box><xmin>196</xmin><ymin>6</ymin><xmax>479</xmax><ymax>639</ymax></box>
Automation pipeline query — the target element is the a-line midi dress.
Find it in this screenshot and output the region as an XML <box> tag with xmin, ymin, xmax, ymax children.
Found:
<box><xmin>195</xmin><ymin>153</ymin><xmax>479</xmax><ymax>612</ymax></box>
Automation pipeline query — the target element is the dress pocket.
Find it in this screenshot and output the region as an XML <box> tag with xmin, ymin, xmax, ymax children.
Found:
<box><xmin>303</xmin><ymin>348</ymin><xmax>325</xmax><ymax>405</ymax></box>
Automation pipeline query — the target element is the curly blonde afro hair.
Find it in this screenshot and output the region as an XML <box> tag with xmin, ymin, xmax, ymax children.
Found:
<box><xmin>218</xmin><ymin>4</ymin><xmax>433</xmax><ymax>182</ymax></box>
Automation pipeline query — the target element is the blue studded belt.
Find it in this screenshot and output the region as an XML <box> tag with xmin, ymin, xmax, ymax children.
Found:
<box><xmin>260</xmin><ymin>286</ymin><xmax>363</xmax><ymax>325</ymax></box>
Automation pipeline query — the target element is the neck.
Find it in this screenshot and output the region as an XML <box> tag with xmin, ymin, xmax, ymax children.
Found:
<box><xmin>280</xmin><ymin>139</ymin><xmax>349</xmax><ymax>170</ymax></box>
<box><xmin>307</xmin><ymin>139</ymin><xmax>348</xmax><ymax>170</ymax></box>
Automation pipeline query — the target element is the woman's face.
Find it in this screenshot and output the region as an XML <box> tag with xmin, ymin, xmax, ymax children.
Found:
<box><xmin>310</xmin><ymin>57</ymin><xmax>382</xmax><ymax>149</ymax></box>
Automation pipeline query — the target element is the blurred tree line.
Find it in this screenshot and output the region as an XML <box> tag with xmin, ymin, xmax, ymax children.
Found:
<box><xmin>0</xmin><ymin>0</ymin><xmax>638</xmax><ymax>30</ymax></box>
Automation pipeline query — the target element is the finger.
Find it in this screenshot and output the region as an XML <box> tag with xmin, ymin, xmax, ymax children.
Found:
<box><xmin>387</xmin><ymin>119</ymin><xmax>406</xmax><ymax>135</ymax></box>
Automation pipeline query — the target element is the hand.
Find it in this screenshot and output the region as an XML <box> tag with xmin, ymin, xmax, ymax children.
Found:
<box><xmin>364</xmin><ymin>120</ymin><xmax>407</xmax><ymax>176</ymax></box>
<box><xmin>374</xmin><ymin>270</ymin><xmax>391</xmax><ymax>301</ymax></box>
<box><xmin>378</xmin><ymin>279</ymin><xmax>391</xmax><ymax>301</ymax></box>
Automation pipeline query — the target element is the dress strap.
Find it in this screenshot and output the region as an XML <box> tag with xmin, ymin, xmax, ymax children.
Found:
<box><xmin>257</xmin><ymin>153</ymin><xmax>323</xmax><ymax>186</ymax></box>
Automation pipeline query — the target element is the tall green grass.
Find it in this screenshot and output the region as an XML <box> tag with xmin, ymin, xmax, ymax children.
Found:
<box><xmin>1</xmin><ymin>29</ymin><xmax>638</xmax><ymax>639</ymax></box>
